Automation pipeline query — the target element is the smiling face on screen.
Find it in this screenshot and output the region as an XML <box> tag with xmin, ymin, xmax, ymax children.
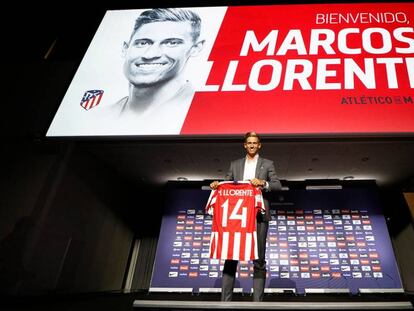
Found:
<box><xmin>123</xmin><ymin>21</ymin><xmax>203</xmax><ymax>87</ymax></box>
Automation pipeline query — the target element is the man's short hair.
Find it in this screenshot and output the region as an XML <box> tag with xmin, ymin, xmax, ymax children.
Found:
<box><xmin>131</xmin><ymin>8</ymin><xmax>202</xmax><ymax>43</ymax></box>
<box><xmin>244</xmin><ymin>131</ymin><xmax>261</xmax><ymax>142</ymax></box>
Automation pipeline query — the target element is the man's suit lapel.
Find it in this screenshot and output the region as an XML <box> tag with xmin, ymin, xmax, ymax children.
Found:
<box><xmin>255</xmin><ymin>157</ymin><xmax>263</xmax><ymax>178</ymax></box>
<box><xmin>237</xmin><ymin>159</ymin><xmax>245</xmax><ymax>181</ymax></box>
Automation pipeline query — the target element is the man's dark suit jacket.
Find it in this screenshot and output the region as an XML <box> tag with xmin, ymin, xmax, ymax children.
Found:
<box><xmin>224</xmin><ymin>156</ymin><xmax>281</xmax><ymax>221</ymax></box>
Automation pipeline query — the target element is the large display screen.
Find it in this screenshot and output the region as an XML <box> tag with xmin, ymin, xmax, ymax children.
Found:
<box><xmin>46</xmin><ymin>3</ymin><xmax>414</xmax><ymax>137</ymax></box>
<box><xmin>149</xmin><ymin>185</ymin><xmax>403</xmax><ymax>294</ymax></box>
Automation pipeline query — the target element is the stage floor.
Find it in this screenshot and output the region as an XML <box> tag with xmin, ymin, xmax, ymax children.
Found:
<box><xmin>2</xmin><ymin>291</ymin><xmax>413</xmax><ymax>310</ymax></box>
<box><xmin>133</xmin><ymin>292</ymin><xmax>413</xmax><ymax>310</ymax></box>
<box><xmin>134</xmin><ymin>299</ymin><xmax>412</xmax><ymax>310</ymax></box>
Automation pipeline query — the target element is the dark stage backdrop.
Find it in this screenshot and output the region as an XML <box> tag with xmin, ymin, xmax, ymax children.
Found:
<box><xmin>150</xmin><ymin>183</ymin><xmax>403</xmax><ymax>295</ymax></box>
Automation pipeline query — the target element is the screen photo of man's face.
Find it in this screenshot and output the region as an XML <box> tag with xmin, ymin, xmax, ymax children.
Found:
<box><xmin>123</xmin><ymin>21</ymin><xmax>197</xmax><ymax>87</ymax></box>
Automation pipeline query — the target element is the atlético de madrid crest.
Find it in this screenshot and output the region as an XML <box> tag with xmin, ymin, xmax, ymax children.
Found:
<box><xmin>80</xmin><ymin>90</ymin><xmax>104</xmax><ymax>110</ymax></box>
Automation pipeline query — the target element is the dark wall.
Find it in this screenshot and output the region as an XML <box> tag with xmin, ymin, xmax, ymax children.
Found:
<box><xmin>0</xmin><ymin>57</ymin><xmax>162</xmax><ymax>295</ymax></box>
<box><xmin>0</xmin><ymin>141</ymin><xmax>58</xmax><ymax>294</ymax></box>
<box><xmin>0</xmin><ymin>57</ymin><xmax>79</xmax><ymax>294</ymax></box>
<box><xmin>0</xmin><ymin>139</ymin><xmax>133</xmax><ymax>295</ymax></box>
<box><xmin>381</xmin><ymin>187</ymin><xmax>414</xmax><ymax>293</ymax></box>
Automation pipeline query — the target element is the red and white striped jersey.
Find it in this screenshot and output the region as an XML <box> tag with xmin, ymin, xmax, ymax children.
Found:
<box><xmin>205</xmin><ymin>181</ymin><xmax>264</xmax><ymax>261</ymax></box>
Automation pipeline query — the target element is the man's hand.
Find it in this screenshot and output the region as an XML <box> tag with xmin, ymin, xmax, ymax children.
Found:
<box><xmin>250</xmin><ymin>178</ymin><xmax>265</xmax><ymax>187</ymax></box>
<box><xmin>210</xmin><ymin>180</ymin><xmax>219</xmax><ymax>189</ymax></box>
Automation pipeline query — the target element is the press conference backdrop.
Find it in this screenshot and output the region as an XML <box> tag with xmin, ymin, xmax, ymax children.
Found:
<box><xmin>149</xmin><ymin>184</ymin><xmax>403</xmax><ymax>295</ymax></box>
<box><xmin>46</xmin><ymin>3</ymin><xmax>414</xmax><ymax>137</ymax></box>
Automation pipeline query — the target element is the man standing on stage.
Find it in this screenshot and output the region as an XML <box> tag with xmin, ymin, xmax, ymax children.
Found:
<box><xmin>210</xmin><ymin>131</ymin><xmax>282</xmax><ymax>302</ymax></box>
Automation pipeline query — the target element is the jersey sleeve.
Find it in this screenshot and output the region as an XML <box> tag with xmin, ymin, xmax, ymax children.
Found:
<box><xmin>205</xmin><ymin>189</ymin><xmax>217</xmax><ymax>215</ymax></box>
<box><xmin>254</xmin><ymin>187</ymin><xmax>265</xmax><ymax>214</ymax></box>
